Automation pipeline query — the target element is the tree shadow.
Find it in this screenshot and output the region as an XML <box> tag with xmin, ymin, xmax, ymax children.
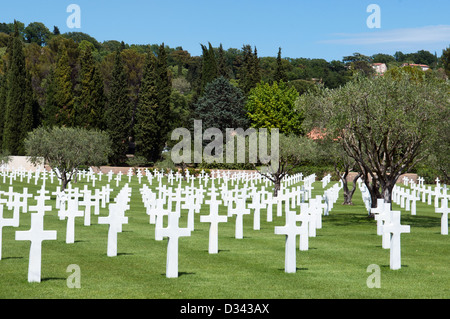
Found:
<box><xmin>1</xmin><ymin>256</ymin><xmax>23</xmax><ymax>260</ymax></box>
<box><xmin>41</xmin><ymin>277</ymin><xmax>66</xmax><ymax>282</ymax></box>
<box><xmin>277</xmin><ymin>267</ymin><xmax>308</xmax><ymax>272</ymax></box>
<box><xmin>117</xmin><ymin>252</ymin><xmax>134</xmax><ymax>256</ymax></box>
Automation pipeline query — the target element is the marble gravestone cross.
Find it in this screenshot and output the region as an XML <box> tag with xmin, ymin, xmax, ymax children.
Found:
<box><xmin>296</xmin><ymin>203</ymin><xmax>313</xmax><ymax>251</ymax></box>
<box><xmin>275</xmin><ymin>209</ymin><xmax>302</xmax><ymax>273</ymax></box>
<box><xmin>15</xmin><ymin>212</ymin><xmax>57</xmax><ymax>282</ymax></box>
<box><xmin>156</xmin><ymin>211</ymin><xmax>192</xmax><ymax>278</ymax></box>
<box><xmin>64</xmin><ymin>197</ymin><xmax>84</xmax><ymax>244</ymax></box>
<box><xmin>230</xmin><ymin>195</ymin><xmax>250</xmax><ymax>239</ymax></box>
<box><xmin>435</xmin><ymin>198</ymin><xmax>449</xmax><ymax>235</ymax></box>
<box><xmin>383</xmin><ymin>211</ymin><xmax>410</xmax><ymax>270</ymax></box>
<box><xmin>248</xmin><ymin>191</ymin><xmax>266</xmax><ymax>231</ymax></box>
<box><xmin>98</xmin><ymin>203</ymin><xmax>129</xmax><ymax>257</ymax></box>
<box><xmin>0</xmin><ymin>202</ymin><xmax>20</xmax><ymax>260</ymax></box>
<box><xmin>200</xmin><ymin>191</ymin><xmax>227</xmax><ymax>254</ymax></box>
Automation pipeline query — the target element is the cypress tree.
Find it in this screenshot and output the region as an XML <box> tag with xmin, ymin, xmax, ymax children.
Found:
<box><xmin>134</xmin><ymin>53</ymin><xmax>159</xmax><ymax>162</ymax></box>
<box><xmin>42</xmin><ymin>67</ymin><xmax>58</xmax><ymax>127</ymax></box>
<box><xmin>75</xmin><ymin>45</ymin><xmax>106</xmax><ymax>129</ymax></box>
<box><xmin>105</xmin><ymin>50</ymin><xmax>131</xmax><ymax>165</ymax></box>
<box><xmin>217</xmin><ymin>43</ymin><xmax>229</xmax><ymax>79</ymax></box>
<box><xmin>274</xmin><ymin>47</ymin><xmax>288</xmax><ymax>83</ymax></box>
<box><xmin>239</xmin><ymin>45</ymin><xmax>261</xmax><ymax>94</ymax></box>
<box><xmin>200</xmin><ymin>42</ymin><xmax>218</xmax><ymax>94</ymax></box>
<box><xmin>54</xmin><ymin>46</ymin><xmax>75</xmax><ymax>127</ymax></box>
<box><xmin>0</xmin><ymin>74</ymin><xmax>6</xmax><ymax>150</ymax></box>
<box><xmin>3</xmin><ymin>29</ymin><xmax>34</xmax><ymax>155</ymax></box>
<box><xmin>154</xmin><ymin>43</ymin><xmax>172</xmax><ymax>159</ymax></box>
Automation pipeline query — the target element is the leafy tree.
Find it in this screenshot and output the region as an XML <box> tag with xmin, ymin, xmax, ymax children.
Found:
<box><xmin>298</xmin><ymin>70</ymin><xmax>449</xmax><ymax>207</ymax></box>
<box><xmin>24</xmin><ymin>22</ymin><xmax>52</xmax><ymax>46</ymax></box>
<box><xmin>246</xmin><ymin>81</ymin><xmax>302</xmax><ymax>135</ymax></box>
<box><xmin>256</xmin><ymin>133</ymin><xmax>317</xmax><ymax>197</ymax></box>
<box><xmin>442</xmin><ymin>46</ymin><xmax>450</xmax><ymax>77</ymax></box>
<box><xmin>105</xmin><ymin>49</ymin><xmax>132</xmax><ymax>165</ymax></box>
<box><xmin>25</xmin><ymin>126</ymin><xmax>111</xmax><ymax>190</ymax></box>
<box><xmin>194</xmin><ymin>76</ymin><xmax>248</xmax><ymax>132</ymax></box>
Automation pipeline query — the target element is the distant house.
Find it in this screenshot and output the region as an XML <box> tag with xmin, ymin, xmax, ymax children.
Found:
<box><xmin>401</xmin><ymin>63</ymin><xmax>430</xmax><ymax>71</ymax></box>
<box><xmin>372</xmin><ymin>63</ymin><xmax>387</xmax><ymax>75</ymax></box>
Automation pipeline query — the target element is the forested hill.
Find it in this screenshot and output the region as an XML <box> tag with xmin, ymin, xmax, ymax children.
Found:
<box><xmin>0</xmin><ymin>20</ymin><xmax>448</xmax><ymax>162</ymax></box>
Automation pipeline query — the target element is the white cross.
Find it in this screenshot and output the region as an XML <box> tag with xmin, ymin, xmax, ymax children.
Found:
<box><xmin>229</xmin><ymin>195</ymin><xmax>250</xmax><ymax>239</ymax></box>
<box><xmin>98</xmin><ymin>203</ymin><xmax>129</xmax><ymax>257</ymax></box>
<box><xmin>435</xmin><ymin>198</ymin><xmax>449</xmax><ymax>235</ymax></box>
<box><xmin>383</xmin><ymin>211</ymin><xmax>410</xmax><ymax>270</ymax></box>
<box><xmin>154</xmin><ymin>198</ymin><xmax>169</xmax><ymax>240</ymax></box>
<box><xmin>296</xmin><ymin>204</ymin><xmax>313</xmax><ymax>251</ymax></box>
<box><xmin>200</xmin><ymin>192</ymin><xmax>227</xmax><ymax>254</ymax></box>
<box><xmin>182</xmin><ymin>192</ymin><xmax>196</xmax><ymax>231</ymax></box>
<box><xmin>15</xmin><ymin>212</ymin><xmax>57</xmax><ymax>282</ymax></box>
<box><xmin>0</xmin><ymin>203</ymin><xmax>20</xmax><ymax>260</ymax></box>
<box><xmin>248</xmin><ymin>192</ymin><xmax>266</xmax><ymax>230</ymax></box>
<box><xmin>64</xmin><ymin>197</ymin><xmax>84</xmax><ymax>244</ymax></box>
<box><xmin>156</xmin><ymin>211</ymin><xmax>191</xmax><ymax>278</ymax></box>
<box><xmin>80</xmin><ymin>188</ymin><xmax>95</xmax><ymax>226</ymax></box>
<box><xmin>29</xmin><ymin>186</ymin><xmax>52</xmax><ymax>216</ymax></box>
<box><xmin>275</xmin><ymin>209</ymin><xmax>302</xmax><ymax>273</ymax></box>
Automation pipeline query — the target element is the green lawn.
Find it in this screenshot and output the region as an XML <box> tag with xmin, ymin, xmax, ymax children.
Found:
<box><xmin>0</xmin><ymin>175</ymin><xmax>448</xmax><ymax>299</ymax></box>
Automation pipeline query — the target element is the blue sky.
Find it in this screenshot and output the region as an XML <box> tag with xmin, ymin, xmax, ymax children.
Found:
<box><xmin>1</xmin><ymin>0</ymin><xmax>449</xmax><ymax>61</ymax></box>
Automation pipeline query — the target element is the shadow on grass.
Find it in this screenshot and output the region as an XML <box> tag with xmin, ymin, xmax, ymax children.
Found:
<box><xmin>277</xmin><ymin>267</ymin><xmax>308</xmax><ymax>272</ymax></box>
<box><xmin>403</xmin><ymin>215</ymin><xmax>440</xmax><ymax>228</ymax></box>
<box><xmin>160</xmin><ymin>272</ymin><xmax>196</xmax><ymax>277</ymax></box>
<box><xmin>1</xmin><ymin>256</ymin><xmax>23</xmax><ymax>260</ymax></box>
<box><xmin>41</xmin><ymin>277</ymin><xmax>66</xmax><ymax>282</ymax></box>
<box><xmin>117</xmin><ymin>252</ymin><xmax>134</xmax><ymax>256</ymax></box>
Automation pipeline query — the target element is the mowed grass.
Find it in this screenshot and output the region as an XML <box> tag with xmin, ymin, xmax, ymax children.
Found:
<box><xmin>0</xmin><ymin>175</ymin><xmax>448</xmax><ymax>299</ymax></box>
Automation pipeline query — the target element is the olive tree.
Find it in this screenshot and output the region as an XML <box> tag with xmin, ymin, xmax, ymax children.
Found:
<box><xmin>298</xmin><ymin>70</ymin><xmax>449</xmax><ymax>206</ymax></box>
<box><xmin>25</xmin><ymin>126</ymin><xmax>112</xmax><ymax>190</ymax></box>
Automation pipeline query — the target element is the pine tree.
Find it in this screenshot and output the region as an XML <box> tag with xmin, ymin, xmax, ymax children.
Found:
<box><xmin>200</xmin><ymin>42</ymin><xmax>218</xmax><ymax>94</ymax></box>
<box><xmin>3</xmin><ymin>28</ymin><xmax>35</xmax><ymax>155</ymax></box>
<box><xmin>75</xmin><ymin>45</ymin><xmax>106</xmax><ymax>129</ymax></box>
<box><xmin>54</xmin><ymin>46</ymin><xmax>75</xmax><ymax>127</ymax></box>
<box><xmin>274</xmin><ymin>47</ymin><xmax>288</xmax><ymax>83</ymax></box>
<box><xmin>105</xmin><ymin>50</ymin><xmax>131</xmax><ymax>165</ymax></box>
<box><xmin>134</xmin><ymin>53</ymin><xmax>159</xmax><ymax>162</ymax></box>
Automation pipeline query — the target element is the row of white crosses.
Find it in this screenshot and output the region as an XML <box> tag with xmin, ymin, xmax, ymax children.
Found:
<box><xmin>371</xmin><ymin>198</ymin><xmax>411</xmax><ymax>270</ymax></box>
<box><xmin>138</xmin><ymin>172</ymin><xmax>320</xmax><ymax>277</ymax></box>
<box><xmin>392</xmin><ymin>180</ymin><xmax>449</xmax><ymax>235</ymax></box>
<box><xmin>98</xmin><ymin>184</ymin><xmax>131</xmax><ymax>257</ymax></box>
<box><xmin>0</xmin><ymin>177</ymin><xmax>125</xmax><ymax>282</ymax></box>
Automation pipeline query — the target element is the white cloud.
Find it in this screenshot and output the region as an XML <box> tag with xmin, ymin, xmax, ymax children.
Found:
<box><xmin>320</xmin><ymin>25</ymin><xmax>450</xmax><ymax>46</ymax></box>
